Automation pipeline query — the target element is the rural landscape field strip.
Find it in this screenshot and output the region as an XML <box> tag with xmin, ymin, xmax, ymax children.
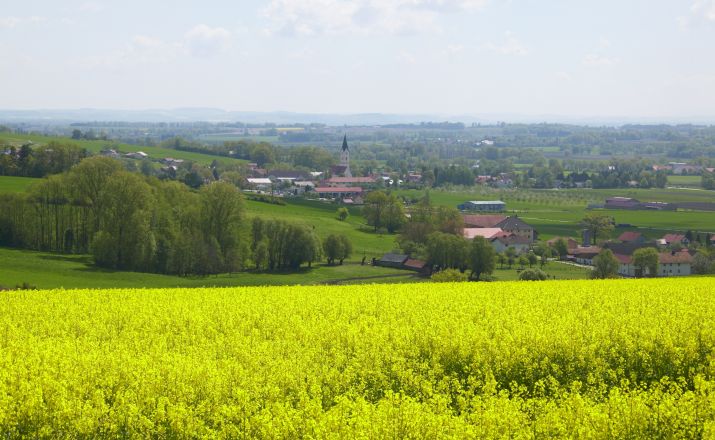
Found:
<box><xmin>1</xmin><ymin>278</ymin><xmax>713</xmax><ymax>437</ymax></box>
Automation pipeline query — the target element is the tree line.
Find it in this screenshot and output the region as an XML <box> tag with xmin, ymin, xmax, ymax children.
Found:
<box><xmin>0</xmin><ymin>157</ymin><xmax>352</xmax><ymax>276</ymax></box>
<box><xmin>0</xmin><ymin>141</ymin><xmax>88</xmax><ymax>177</ymax></box>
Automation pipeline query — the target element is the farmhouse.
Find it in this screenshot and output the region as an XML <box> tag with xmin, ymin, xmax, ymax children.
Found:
<box><xmin>314</xmin><ymin>186</ymin><xmax>363</xmax><ymax>200</ymax></box>
<box><xmin>605</xmin><ymin>197</ymin><xmax>640</xmax><ymax>210</ymax></box>
<box><xmin>615</xmin><ymin>250</ymin><xmax>694</xmax><ymax>277</ymax></box>
<box><xmin>324</xmin><ymin>176</ymin><xmax>376</xmax><ymax>186</ymax></box>
<box><xmin>458</xmin><ymin>200</ymin><xmax>506</xmax><ymax>212</ymax></box>
<box><xmin>491</xmin><ymin>235</ymin><xmax>531</xmax><ymax>254</ymax></box>
<box><xmin>618</xmin><ymin>231</ymin><xmax>645</xmax><ymax>244</ymax></box>
<box><xmin>125</xmin><ymin>151</ymin><xmax>148</xmax><ymax>160</ymax></box>
<box><xmin>376</xmin><ymin>253</ymin><xmax>408</xmax><ymax>268</ymax></box>
<box><xmin>462</xmin><ymin>215</ymin><xmax>507</xmax><ymax>228</ymax></box>
<box><xmin>662</xmin><ymin>234</ymin><xmax>689</xmax><ymax>246</ymax></box>
<box><xmin>463</xmin><ymin>228</ymin><xmax>507</xmax><ymax>240</ymax></box>
<box><xmin>570</xmin><ymin>246</ymin><xmax>602</xmax><ymax>265</ymax></box>
<box><xmin>247</xmin><ymin>177</ymin><xmax>273</xmax><ymax>191</ymax></box>
<box><xmin>495</xmin><ymin>216</ymin><xmax>535</xmax><ymax>243</ymax></box>
<box><xmin>547</xmin><ymin>237</ymin><xmax>579</xmax><ymax>250</ymax></box>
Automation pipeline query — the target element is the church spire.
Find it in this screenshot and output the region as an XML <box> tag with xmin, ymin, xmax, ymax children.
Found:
<box><xmin>342</xmin><ymin>134</ymin><xmax>349</xmax><ymax>151</ymax></box>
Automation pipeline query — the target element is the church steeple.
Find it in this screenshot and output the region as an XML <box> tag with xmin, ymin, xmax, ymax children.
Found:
<box><xmin>339</xmin><ymin>134</ymin><xmax>352</xmax><ymax>178</ymax></box>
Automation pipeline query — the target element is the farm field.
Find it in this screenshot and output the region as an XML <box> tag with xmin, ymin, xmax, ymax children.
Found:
<box><xmin>0</xmin><ymin>175</ymin><xmax>40</xmax><ymax>193</ymax></box>
<box><xmin>0</xmin><ymin>279</ymin><xmax>713</xmax><ymax>437</ymax></box>
<box><xmin>667</xmin><ymin>174</ymin><xmax>703</xmax><ymax>188</ymax></box>
<box><xmin>0</xmin><ymin>247</ymin><xmax>412</xmax><ymax>290</ymax></box>
<box><xmin>245</xmin><ymin>198</ymin><xmax>397</xmax><ymax>257</ymax></box>
<box><xmin>0</xmin><ymin>132</ymin><xmax>245</xmax><ymax>166</ymax></box>
<box><xmin>397</xmin><ymin>187</ymin><xmax>715</xmax><ymax>240</ymax></box>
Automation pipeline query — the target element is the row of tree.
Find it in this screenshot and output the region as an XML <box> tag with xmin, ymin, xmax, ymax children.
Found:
<box><xmin>0</xmin><ymin>142</ymin><xmax>88</xmax><ymax>177</ymax></box>
<box><xmin>0</xmin><ymin>156</ymin><xmax>355</xmax><ymax>275</ymax></box>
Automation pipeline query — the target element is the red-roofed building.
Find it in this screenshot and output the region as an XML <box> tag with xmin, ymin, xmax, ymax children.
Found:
<box><xmin>324</xmin><ymin>176</ymin><xmax>376</xmax><ymax>186</ymax></box>
<box><xmin>462</xmin><ymin>215</ymin><xmax>507</xmax><ymax>228</ymax></box>
<box><xmin>463</xmin><ymin>228</ymin><xmax>506</xmax><ymax>240</ymax></box>
<box><xmin>615</xmin><ymin>250</ymin><xmax>693</xmax><ymax>277</ymax></box>
<box><xmin>662</xmin><ymin>234</ymin><xmax>689</xmax><ymax>246</ymax></box>
<box><xmin>403</xmin><ymin>259</ymin><xmax>430</xmax><ymax>275</ymax></box>
<box><xmin>618</xmin><ymin>231</ymin><xmax>645</xmax><ymax>244</ymax></box>
<box><xmin>315</xmin><ymin>187</ymin><xmax>363</xmax><ymax>200</ymax></box>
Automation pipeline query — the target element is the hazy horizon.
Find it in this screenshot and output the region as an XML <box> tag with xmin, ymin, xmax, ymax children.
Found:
<box><xmin>2</xmin><ymin>0</ymin><xmax>715</xmax><ymax>119</ymax></box>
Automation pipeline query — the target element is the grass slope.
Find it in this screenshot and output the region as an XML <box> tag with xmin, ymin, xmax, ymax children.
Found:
<box><xmin>0</xmin><ymin>176</ymin><xmax>41</xmax><ymax>193</ymax></box>
<box><xmin>0</xmin><ymin>247</ymin><xmax>413</xmax><ymax>290</ymax></box>
<box><xmin>1</xmin><ymin>279</ymin><xmax>713</xmax><ymax>437</ymax></box>
<box><xmin>0</xmin><ymin>132</ymin><xmax>245</xmax><ymax>166</ymax></box>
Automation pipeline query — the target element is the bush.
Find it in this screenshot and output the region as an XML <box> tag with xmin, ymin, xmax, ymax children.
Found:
<box><xmin>431</xmin><ymin>269</ymin><xmax>468</xmax><ymax>283</ymax></box>
<box><xmin>519</xmin><ymin>268</ymin><xmax>548</xmax><ymax>281</ymax></box>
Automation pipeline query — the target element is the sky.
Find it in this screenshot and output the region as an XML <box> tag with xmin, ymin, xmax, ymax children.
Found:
<box><xmin>2</xmin><ymin>0</ymin><xmax>715</xmax><ymax>120</ymax></box>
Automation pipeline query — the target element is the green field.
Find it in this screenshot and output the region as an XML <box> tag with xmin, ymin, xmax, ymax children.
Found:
<box><xmin>397</xmin><ymin>187</ymin><xmax>715</xmax><ymax>240</ymax></box>
<box><xmin>1</xmin><ymin>279</ymin><xmax>713</xmax><ymax>437</ymax></box>
<box><xmin>0</xmin><ymin>247</ymin><xmax>416</xmax><ymax>290</ymax></box>
<box><xmin>667</xmin><ymin>174</ymin><xmax>703</xmax><ymax>188</ymax></box>
<box><xmin>0</xmin><ymin>175</ymin><xmax>41</xmax><ymax>193</ymax></box>
<box><xmin>245</xmin><ymin>198</ymin><xmax>397</xmax><ymax>257</ymax></box>
<box><xmin>0</xmin><ymin>132</ymin><xmax>245</xmax><ymax>166</ymax></box>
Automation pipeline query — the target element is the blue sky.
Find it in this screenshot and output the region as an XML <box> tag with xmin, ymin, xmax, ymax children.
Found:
<box><xmin>2</xmin><ymin>0</ymin><xmax>715</xmax><ymax>119</ymax></box>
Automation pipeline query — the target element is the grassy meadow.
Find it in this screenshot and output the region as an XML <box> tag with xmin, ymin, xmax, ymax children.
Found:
<box><xmin>0</xmin><ymin>132</ymin><xmax>245</xmax><ymax>166</ymax></box>
<box><xmin>0</xmin><ymin>175</ymin><xmax>41</xmax><ymax>193</ymax></box>
<box><xmin>0</xmin><ymin>247</ymin><xmax>415</xmax><ymax>290</ymax></box>
<box><xmin>397</xmin><ymin>186</ymin><xmax>715</xmax><ymax>240</ymax></box>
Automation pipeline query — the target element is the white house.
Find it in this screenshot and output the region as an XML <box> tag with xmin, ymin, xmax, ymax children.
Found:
<box><xmin>615</xmin><ymin>251</ymin><xmax>693</xmax><ymax>277</ymax></box>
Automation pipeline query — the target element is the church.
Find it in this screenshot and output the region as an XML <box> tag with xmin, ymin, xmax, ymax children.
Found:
<box><xmin>330</xmin><ymin>134</ymin><xmax>352</xmax><ymax>178</ymax></box>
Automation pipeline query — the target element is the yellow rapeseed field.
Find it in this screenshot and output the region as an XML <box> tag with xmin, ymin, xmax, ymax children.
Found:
<box><xmin>1</xmin><ymin>278</ymin><xmax>714</xmax><ymax>438</ymax></box>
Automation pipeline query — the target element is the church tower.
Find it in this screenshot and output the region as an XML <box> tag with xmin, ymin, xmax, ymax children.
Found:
<box><xmin>340</xmin><ymin>134</ymin><xmax>352</xmax><ymax>178</ymax></box>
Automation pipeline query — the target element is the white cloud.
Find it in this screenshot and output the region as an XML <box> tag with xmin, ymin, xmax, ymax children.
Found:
<box><xmin>691</xmin><ymin>0</ymin><xmax>715</xmax><ymax>21</ymax></box>
<box><xmin>582</xmin><ymin>53</ymin><xmax>618</xmax><ymax>67</ymax></box>
<box><xmin>556</xmin><ymin>71</ymin><xmax>573</xmax><ymax>82</ymax></box>
<box><xmin>0</xmin><ymin>16</ymin><xmax>46</xmax><ymax>28</ymax></box>
<box><xmin>262</xmin><ymin>0</ymin><xmax>489</xmax><ymax>36</ymax></box>
<box><xmin>184</xmin><ymin>24</ymin><xmax>232</xmax><ymax>57</ymax></box>
<box><xmin>79</xmin><ymin>2</ymin><xmax>104</xmax><ymax>13</ymax></box>
<box><xmin>398</xmin><ymin>50</ymin><xmax>417</xmax><ymax>64</ymax></box>
<box><xmin>446</xmin><ymin>44</ymin><xmax>464</xmax><ymax>54</ymax></box>
<box><xmin>484</xmin><ymin>32</ymin><xmax>527</xmax><ymax>56</ymax></box>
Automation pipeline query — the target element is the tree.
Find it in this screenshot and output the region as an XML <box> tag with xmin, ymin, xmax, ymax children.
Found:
<box><xmin>591</xmin><ymin>249</ymin><xmax>620</xmax><ymax>279</ymax></box>
<box><xmin>324</xmin><ymin>234</ymin><xmax>352</xmax><ymax>265</ymax></box>
<box><xmin>692</xmin><ymin>250</ymin><xmax>714</xmax><ymax>274</ymax></box>
<box><xmin>383</xmin><ymin>195</ymin><xmax>406</xmax><ymax>233</ymax></box>
<box><xmin>551</xmin><ymin>238</ymin><xmax>569</xmax><ymax>260</ymax></box>
<box><xmin>336</xmin><ymin>207</ymin><xmax>349</xmax><ymax>221</ymax></box>
<box><xmin>527</xmin><ymin>252</ymin><xmax>538</xmax><ymax>267</ymax></box>
<box><xmin>426</xmin><ymin>232</ymin><xmax>468</xmax><ymax>271</ymax></box>
<box><xmin>468</xmin><ymin>236</ymin><xmax>496</xmax><ymax>281</ymax></box>
<box><xmin>633</xmin><ymin>247</ymin><xmax>659</xmax><ymax>277</ymax></box>
<box><xmin>497</xmin><ymin>253</ymin><xmax>506</xmax><ymax>269</ymax></box>
<box><xmin>581</xmin><ymin>213</ymin><xmax>614</xmax><ymax>245</ymax></box>
<box><xmin>431</xmin><ymin>268</ymin><xmax>468</xmax><ymax>282</ymax></box>
<box><xmin>363</xmin><ymin>191</ymin><xmax>388</xmax><ymax>232</ymax></box>
<box><xmin>519</xmin><ymin>268</ymin><xmax>548</xmax><ymax>281</ymax></box>
<box><xmin>200</xmin><ymin>182</ymin><xmax>246</xmax><ymax>273</ymax></box>
<box><xmin>518</xmin><ymin>255</ymin><xmax>529</xmax><ymax>268</ymax></box>
<box><xmin>71</xmin><ymin>129</ymin><xmax>82</xmax><ymax>140</ymax></box>
<box><xmin>505</xmin><ymin>247</ymin><xmax>517</xmax><ymax>268</ymax></box>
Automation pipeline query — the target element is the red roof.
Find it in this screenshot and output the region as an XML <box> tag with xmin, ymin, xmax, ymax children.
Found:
<box><xmin>614</xmin><ymin>254</ymin><xmax>632</xmax><ymax>264</ymax></box>
<box><xmin>571</xmin><ymin>246</ymin><xmax>601</xmax><ymax>256</ymax></box>
<box><xmin>462</xmin><ymin>215</ymin><xmax>507</xmax><ymax>228</ymax></box>
<box><xmin>662</xmin><ymin>234</ymin><xmax>686</xmax><ymax>244</ymax></box>
<box><xmin>618</xmin><ymin>231</ymin><xmax>642</xmax><ymax>242</ymax></box>
<box><xmin>325</xmin><ymin>176</ymin><xmax>376</xmax><ymax>184</ymax></box>
<box><xmin>315</xmin><ymin>187</ymin><xmax>363</xmax><ymax>193</ymax></box>
<box><xmin>404</xmin><ymin>259</ymin><xmax>427</xmax><ymax>269</ymax></box>
<box><xmin>659</xmin><ymin>251</ymin><xmax>693</xmax><ymax>264</ymax></box>
<box><xmin>463</xmin><ymin>228</ymin><xmax>505</xmax><ymax>240</ymax></box>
